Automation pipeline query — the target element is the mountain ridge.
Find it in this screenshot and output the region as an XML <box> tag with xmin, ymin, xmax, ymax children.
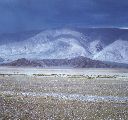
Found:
<box><xmin>1</xmin><ymin>57</ymin><xmax>116</xmax><ymax>68</ymax></box>
<box><xmin>94</xmin><ymin>40</ymin><xmax>128</xmax><ymax>64</ymax></box>
<box><xmin>0</xmin><ymin>28</ymin><xmax>128</xmax><ymax>65</ymax></box>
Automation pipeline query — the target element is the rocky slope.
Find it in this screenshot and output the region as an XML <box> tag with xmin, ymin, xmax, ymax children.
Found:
<box><xmin>2</xmin><ymin>57</ymin><xmax>115</xmax><ymax>68</ymax></box>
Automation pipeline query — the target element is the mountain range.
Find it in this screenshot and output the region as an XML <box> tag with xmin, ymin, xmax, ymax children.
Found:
<box><xmin>1</xmin><ymin>57</ymin><xmax>115</xmax><ymax>68</ymax></box>
<box><xmin>0</xmin><ymin>28</ymin><xmax>128</xmax><ymax>67</ymax></box>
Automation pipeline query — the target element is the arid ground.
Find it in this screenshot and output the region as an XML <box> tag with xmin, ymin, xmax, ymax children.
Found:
<box><xmin>0</xmin><ymin>67</ymin><xmax>128</xmax><ymax>120</ymax></box>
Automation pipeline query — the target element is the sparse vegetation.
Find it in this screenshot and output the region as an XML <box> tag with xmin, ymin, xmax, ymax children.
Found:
<box><xmin>0</xmin><ymin>68</ymin><xmax>128</xmax><ymax>119</ymax></box>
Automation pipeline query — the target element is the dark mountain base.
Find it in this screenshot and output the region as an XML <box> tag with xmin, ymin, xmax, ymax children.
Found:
<box><xmin>1</xmin><ymin>56</ymin><xmax>123</xmax><ymax>68</ymax></box>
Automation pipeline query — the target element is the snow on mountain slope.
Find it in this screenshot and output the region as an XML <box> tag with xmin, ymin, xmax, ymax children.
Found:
<box><xmin>93</xmin><ymin>40</ymin><xmax>128</xmax><ymax>64</ymax></box>
<box><xmin>89</xmin><ymin>40</ymin><xmax>105</xmax><ymax>55</ymax></box>
<box><xmin>0</xmin><ymin>28</ymin><xmax>128</xmax><ymax>65</ymax></box>
<box><xmin>0</xmin><ymin>29</ymin><xmax>91</xmax><ymax>61</ymax></box>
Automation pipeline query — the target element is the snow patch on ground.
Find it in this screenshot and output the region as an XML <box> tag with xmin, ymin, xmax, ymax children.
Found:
<box><xmin>2</xmin><ymin>91</ymin><xmax>128</xmax><ymax>103</ymax></box>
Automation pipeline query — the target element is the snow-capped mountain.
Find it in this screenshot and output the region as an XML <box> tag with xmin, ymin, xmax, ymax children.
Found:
<box><xmin>0</xmin><ymin>28</ymin><xmax>128</xmax><ymax>65</ymax></box>
<box><xmin>93</xmin><ymin>40</ymin><xmax>128</xmax><ymax>64</ymax></box>
<box><xmin>89</xmin><ymin>40</ymin><xmax>105</xmax><ymax>55</ymax></box>
<box><xmin>0</xmin><ymin>29</ymin><xmax>91</xmax><ymax>61</ymax></box>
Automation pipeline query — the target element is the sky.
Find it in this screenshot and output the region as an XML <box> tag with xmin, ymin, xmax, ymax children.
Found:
<box><xmin>0</xmin><ymin>0</ymin><xmax>128</xmax><ymax>33</ymax></box>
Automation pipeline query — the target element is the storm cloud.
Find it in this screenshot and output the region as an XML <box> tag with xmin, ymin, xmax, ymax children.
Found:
<box><xmin>0</xmin><ymin>0</ymin><xmax>128</xmax><ymax>33</ymax></box>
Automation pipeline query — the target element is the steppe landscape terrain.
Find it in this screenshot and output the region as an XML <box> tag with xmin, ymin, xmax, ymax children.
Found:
<box><xmin>0</xmin><ymin>67</ymin><xmax>128</xmax><ymax>120</ymax></box>
<box><xmin>1</xmin><ymin>0</ymin><xmax>128</xmax><ymax>119</ymax></box>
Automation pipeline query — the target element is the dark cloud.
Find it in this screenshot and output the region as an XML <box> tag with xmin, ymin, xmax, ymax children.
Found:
<box><xmin>0</xmin><ymin>0</ymin><xmax>128</xmax><ymax>33</ymax></box>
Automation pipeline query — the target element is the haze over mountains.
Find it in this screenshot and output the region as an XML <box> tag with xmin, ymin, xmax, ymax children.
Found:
<box><xmin>0</xmin><ymin>28</ymin><xmax>128</xmax><ymax>67</ymax></box>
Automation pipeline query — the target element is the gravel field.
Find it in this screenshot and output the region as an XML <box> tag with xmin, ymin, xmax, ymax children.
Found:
<box><xmin>0</xmin><ymin>67</ymin><xmax>128</xmax><ymax>120</ymax></box>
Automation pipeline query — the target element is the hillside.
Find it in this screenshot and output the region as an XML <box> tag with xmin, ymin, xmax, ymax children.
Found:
<box><xmin>1</xmin><ymin>57</ymin><xmax>115</xmax><ymax>68</ymax></box>
<box><xmin>0</xmin><ymin>28</ymin><xmax>128</xmax><ymax>65</ymax></box>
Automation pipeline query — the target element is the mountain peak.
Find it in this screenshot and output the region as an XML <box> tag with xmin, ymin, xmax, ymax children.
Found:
<box><xmin>0</xmin><ymin>28</ymin><xmax>128</xmax><ymax>65</ymax></box>
<box><xmin>94</xmin><ymin>40</ymin><xmax>128</xmax><ymax>64</ymax></box>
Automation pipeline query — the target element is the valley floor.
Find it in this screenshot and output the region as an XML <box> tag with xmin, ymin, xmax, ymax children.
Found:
<box><xmin>0</xmin><ymin>67</ymin><xmax>128</xmax><ymax>120</ymax></box>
